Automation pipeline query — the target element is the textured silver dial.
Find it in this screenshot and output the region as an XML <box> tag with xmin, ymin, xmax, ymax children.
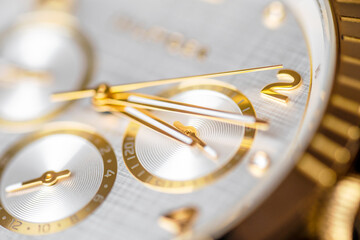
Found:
<box><xmin>0</xmin><ymin>0</ymin><xmax>336</xmax><ymax>239</ymax></box>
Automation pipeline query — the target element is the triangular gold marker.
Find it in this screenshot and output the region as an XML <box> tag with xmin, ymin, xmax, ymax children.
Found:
<box><xmin>159</xmin><ymin>207</ymin><xmax>198</xmax><ymax>235</ymax></box>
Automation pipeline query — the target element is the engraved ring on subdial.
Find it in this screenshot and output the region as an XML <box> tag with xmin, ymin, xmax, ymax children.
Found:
<box><xmin>0</xmin><ymin>123</ymin><xmax>117</xmax><ymax>235</ymax></box>
<box><xmin>123</xmin><ymin>80</ymin><xmax>256</xmax><ymax>193</ymax></box>
<box><xmin>0</xmin><ymin>9</ymin><xmax>94</xmax><ymax>131</ymax></box>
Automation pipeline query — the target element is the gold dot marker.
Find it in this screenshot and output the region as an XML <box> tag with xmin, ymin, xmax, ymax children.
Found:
<box><xmin>248</xmin><ymin>151</ymin><xmax>271</xmax><ymax>177</ymax></box>
<box><xmin>263</xmin><ymin>1</ymin><xmax>286</xmax><ymax>29</ymax></box>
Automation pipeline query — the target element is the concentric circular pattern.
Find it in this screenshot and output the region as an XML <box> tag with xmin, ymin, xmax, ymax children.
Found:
<box><xmin>123</xmin><ymin>81</ymin><xmax>256</xmax><ymax>192</ymax></box>
<box><xmin>0</xmin><ymin>124</ymin><xmax>117</xmax><ymax>235</ymax></box>
<box><xmin>0</xmin><ymin>25</ymin><xmax>86</xmax><ymax>122</ymax></box>
<box><xmin>137</xmin><ymin>90</ymin><xmax>244</xmax><ymax>181</ymax></box>
<box><xmin>0</xmin><ymin>11</ymin><xmax>94</xmax><ymax>131</ymax></box>
<box><xmin>0</xmin><ymin>134</ymin><xmax>103</xmax><ymax>223</ymax></box>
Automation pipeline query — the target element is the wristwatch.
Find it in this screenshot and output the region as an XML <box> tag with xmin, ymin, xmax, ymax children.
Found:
<box><xmin>0</xmin><ymin>0</ymin><xmax>359</xmax><ymax>240</ymax></box>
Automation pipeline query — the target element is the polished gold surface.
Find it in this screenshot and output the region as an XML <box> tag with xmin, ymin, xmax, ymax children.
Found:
<box><xmin>261</xmin><ymin>69</ymin><xmax>302</xmax><ymax>104</ymax></box>
<box><xmin>296</xmin><ymin>153</ymin><xmax>337</xmax><ymax>187</ymax></box>
<box><xmin>311</xmin><ymin>133</ymin><xmax>351</xmax><ymax>164</ymax></box>
<box><xmin>0</xmin><ymin>123</ymin><xmax>117</xmax><ymax>235</ymax></box>
<box><xmin>318</xmin><ymin>176</ymin><xmax>360</xmax><ymax>240</ymax></box>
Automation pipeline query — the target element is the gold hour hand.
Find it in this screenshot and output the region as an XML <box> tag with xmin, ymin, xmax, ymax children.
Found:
<box><xmin>173</xmin><ymin>121</ymin><xmax>218</xmax><ymax>161</ymax></box>
<box><xmin>6</xmin><ymin>170</ymin><xmax>71</xmax><ymax>193</ymax></box>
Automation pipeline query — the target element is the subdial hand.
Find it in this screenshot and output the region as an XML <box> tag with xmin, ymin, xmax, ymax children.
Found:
<box><xmin>173</xmin><ymin>121</ymin><xmax>218</xmax><ymax>161</ymax></box>
<box><xmin>5</xmin><ymin>170</ymin><xmax>71</xmax><ymax>193</ymax></box>
<box><xmin>0</xmin><ymin>63</ymin><xmax>52</xmax><ymax>85</ymax></box>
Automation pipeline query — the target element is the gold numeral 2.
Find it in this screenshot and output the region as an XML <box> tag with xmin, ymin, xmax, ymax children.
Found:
<box><xmin>261</xmin><ymin>69</ymin><xmax>302</xmax><ymax>104</ymax></box>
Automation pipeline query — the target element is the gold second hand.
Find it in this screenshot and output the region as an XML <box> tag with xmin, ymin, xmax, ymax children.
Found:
<box><xmin>51</xmin><ymin>64</ymin><xmax>283</xmax><ymax>102</ymax></box>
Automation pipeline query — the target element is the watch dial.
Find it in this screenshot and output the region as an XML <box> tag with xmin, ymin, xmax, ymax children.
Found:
<box><xmin>0</xmin><ymin>0</ymin><xmax>337</xmax><ymax>239</ymax></box>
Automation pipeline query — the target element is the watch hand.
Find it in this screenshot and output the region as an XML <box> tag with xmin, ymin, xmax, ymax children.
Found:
<box><xmin>173</xmin><ymin>121</ymin><xmax>218</xmax><ymax>161</ymax></box>
<box><xmin>0</xmin><ymin>64</ymin><xmax>52</xmax><ymax>84</ymax></box>
<box><xmin>111</xmin><ymin>106</ymin><xmax>217</xmax><ymax>159</ymax></box>
<box><xmin>5</xmin><ymin>170</ymin><xmax>71</xmax><ymax>193</ymax></box>
<box><xmin>95</xmin><ymin>91</ymin><xmax>268</xmax><ymax>130</ymax></box>
<box><xmin>51</xmin><ymin>64</ymin><xmax>283</xmax><ymax>102</ymax></box>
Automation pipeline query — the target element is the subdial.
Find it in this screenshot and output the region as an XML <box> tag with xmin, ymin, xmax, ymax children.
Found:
<box><xmin>0</xmin><ymin>4</ymin><xmax>93</xmax><ymax>131</ymax></box>
<box><xmin>0</xmin><ymin>123</ymin><xmax>117</xmax><ymax>235</ymax></box>
<box><xmin>122</xmin><ymin>80</ymin><xmax>256</xmax><ymax>193</ymax></box>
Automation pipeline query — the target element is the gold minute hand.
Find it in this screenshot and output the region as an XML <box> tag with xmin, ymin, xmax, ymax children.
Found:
<box><xmin>51</xmin><ymin>64</ymin><xmax>283</xmax><ymax>102</ymax></box>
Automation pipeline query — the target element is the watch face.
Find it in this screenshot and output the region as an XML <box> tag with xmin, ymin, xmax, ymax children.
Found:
<box><xmin>0</xmin><ymin>0</ymin><xmax>358</xmax><ymax>240</ymax></box>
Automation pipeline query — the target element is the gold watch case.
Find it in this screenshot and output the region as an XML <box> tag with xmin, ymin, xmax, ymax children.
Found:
<box><xmin>224</xmin><ymin>1</ymin><xmax>360</xmax><ymax>239</ymax></box>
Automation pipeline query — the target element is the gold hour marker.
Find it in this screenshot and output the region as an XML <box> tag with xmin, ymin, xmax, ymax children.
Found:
<box><xmin>261</xmin><ymin>69</ymin><xmax>302</xmax><ymax>104</ymax></box>
<box><xmin>263</xmin><ymin>1</ymin><xmax>286</xmax><ymax>29</ymax></box>
<box><xmin>248</xmin><ymin>151</ymin><xmax>271</xmax><ymax>177</ymax></box>
<box><xmin>159</xmin><ymin>207</ymin><xmax>198</xmax><ymax>235</ymax></box>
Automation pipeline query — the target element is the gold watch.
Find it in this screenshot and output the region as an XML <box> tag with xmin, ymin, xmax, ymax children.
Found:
<box><xmin>0</xmin><ymin>0</ymin><xmax>358</xmax><ymax>240</ymax></box>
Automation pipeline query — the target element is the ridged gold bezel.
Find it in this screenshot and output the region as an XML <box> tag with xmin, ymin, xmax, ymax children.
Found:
<box><xmin>225</xmin><ymin>1</ymin><xmax>360</xmax><ymax>239</ymax></box>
